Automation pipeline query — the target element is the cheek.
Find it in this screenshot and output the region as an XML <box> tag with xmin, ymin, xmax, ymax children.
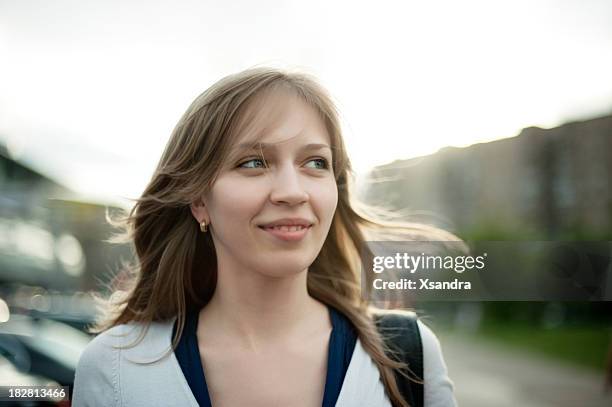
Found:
<box><xmin>208</xmin><ymin>181</ymin><xmax>266</xmax><ymax>225</ymax></box>
<box><xmin>311</xmin><ymin>179</ymin><xmax>338</xmax><ymax>222</ymax></box>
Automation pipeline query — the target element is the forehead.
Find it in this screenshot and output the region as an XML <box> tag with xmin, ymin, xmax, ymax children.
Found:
<box><xmin>230</xmin><ymin>88</ymin><xmax>331</xmax><ymax>154</ymax></box>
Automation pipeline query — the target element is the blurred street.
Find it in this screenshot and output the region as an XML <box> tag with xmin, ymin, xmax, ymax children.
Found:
<box><xmin>440</xmin><ymin>331</ymin><xmax>612</xmax><ymax>407</ymax></box>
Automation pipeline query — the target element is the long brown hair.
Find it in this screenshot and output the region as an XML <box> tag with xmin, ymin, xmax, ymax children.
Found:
<box><xmin>93</xmin><ymin>66</ymin><xmax>463</xmax><ymax>407</ymax></box>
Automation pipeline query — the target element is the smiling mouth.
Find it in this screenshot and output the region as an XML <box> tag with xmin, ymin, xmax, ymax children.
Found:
<box><xmin>257</xmin><ymin>224</ymin><xmax>313</xmax><ymax>242</ymax></box>
<box><xmin>258</xmin><ymin>225</ymin><xmax>311</xmax><ymax>232</ymax></box>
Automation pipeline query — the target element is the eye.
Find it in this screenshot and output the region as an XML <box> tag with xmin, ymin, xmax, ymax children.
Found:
<box><xmin>305</xmin><ymin>158</ymin><xmax>330</xmax><ymax>170</ymax></box>
<box><xmin>237</xmin><ymin>158</ymin><xmax>267</xmax><ymax>169</ymax></box>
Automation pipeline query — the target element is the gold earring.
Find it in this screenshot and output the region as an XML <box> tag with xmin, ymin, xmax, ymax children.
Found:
<box><xmin>200</xmin><ymin>220</ymin><xmax>208</xmax><ymax>233</ymax></box>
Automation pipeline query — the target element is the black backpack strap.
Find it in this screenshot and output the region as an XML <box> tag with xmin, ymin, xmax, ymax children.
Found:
<box><xmin>373</xmin><ymin>310</ymin><xmax>424</xmax><ymax>407</ymax></box>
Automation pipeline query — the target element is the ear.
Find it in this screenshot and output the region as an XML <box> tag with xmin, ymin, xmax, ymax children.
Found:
<box><xmin>190</xmin><ymin>195</ymin><xmax>209</xmax><ymax>225</ymax></box>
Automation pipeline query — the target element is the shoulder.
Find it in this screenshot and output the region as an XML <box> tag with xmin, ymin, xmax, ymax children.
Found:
<box><xmin>416</xmin><ymin>319</ymin><xmax>458</xmax><ymax>407</ymax></box>
<box><xmin>79</xmin><ymin>318</ymin><xmax>175</xmax><ymax>363</ymax></box>
<box><xmin>371</xmin><ymin>309</ymin><xmax>424</xmax><ymax>379</ymax></box>
<box><xmin>371</xmin><ymin>309</ymin><xmax>457</xmax><ymax>407</ymax></box>
<box><xmin>72</xmin><ymin>324</ymin><xmax>131</xmax><ymax>406</ymax></box>
<box><xmin>415</xmin><ymin>319</ymin><xmax>442</xmax><ymax>359</ymax></box>
<box><xmin>72</xmin><ymin>319</ymin><xmax>176</xmax><ymax>407</ymax></box>
<box><xmin>75</xmin><ymin>324</ymin><xmax>133</xmax><ymax>371</ymax></box>
<box><xmin>76</xmin><ymin>321</ymin><xmax>152</xmax><ymax>364</ymax></box>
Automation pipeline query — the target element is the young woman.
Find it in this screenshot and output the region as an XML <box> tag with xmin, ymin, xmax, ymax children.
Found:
<box><xmin>72</xmin><ymin>67</ymin><xmax>458</xmax><ymax>407</ymax></box>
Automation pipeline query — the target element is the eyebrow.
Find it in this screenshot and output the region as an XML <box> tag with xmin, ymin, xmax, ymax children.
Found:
<box><xmin>236</xmin><ymin>142</ymin><xmax>332</xmax><ymax>153</ymax></box>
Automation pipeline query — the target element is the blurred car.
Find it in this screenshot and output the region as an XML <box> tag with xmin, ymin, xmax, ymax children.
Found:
<box><xmin>0</xmin><ymin>312</ymin><xmax>92</xmax><ymax>406</ymax></box>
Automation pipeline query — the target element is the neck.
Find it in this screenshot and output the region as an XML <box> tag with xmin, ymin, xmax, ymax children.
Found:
<box><xmin>198</xmin><ymin>258</ymin><xmax>329</xmax><ymax>349</ymax></box>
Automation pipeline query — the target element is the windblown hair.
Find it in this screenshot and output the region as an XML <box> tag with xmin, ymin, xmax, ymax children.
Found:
<box><xmin>93</xmin><ymin>66</ymin><xmax>463</xmax><ymax>407</ymax></box>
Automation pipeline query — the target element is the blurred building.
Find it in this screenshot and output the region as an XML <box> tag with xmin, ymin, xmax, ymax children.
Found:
<box><xmin>0</xmin><ymin>143</ymin><xmax>131</xmax><ymax>293</ymax></box>
<box><xmin>361</xmin><ymin>114</ymin><xmax>612</xmax><ymax>239</ymax></box>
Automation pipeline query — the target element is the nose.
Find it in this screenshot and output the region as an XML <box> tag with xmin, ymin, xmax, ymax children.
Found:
<box><xmin>268</xmin><ymin>163</ymin><xmax>309</xmax><ymax>206</ymax></box>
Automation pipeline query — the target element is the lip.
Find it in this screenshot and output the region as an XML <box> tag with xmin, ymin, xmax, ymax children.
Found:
<box><xmin>258</xmin><ymin>218</ymin><xmax>314</xmax><ymax>228</ymax></box>
<box><xmin>258</xmin><ymin>224</ymin><xmax>313</xmax><ymax>242</ymax></box>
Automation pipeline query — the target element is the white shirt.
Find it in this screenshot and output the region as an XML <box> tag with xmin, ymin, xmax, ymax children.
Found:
<box><xmin>72</xmin><ymin>317</ymin><xmax>457</xmax><ymax>406</ymax></box>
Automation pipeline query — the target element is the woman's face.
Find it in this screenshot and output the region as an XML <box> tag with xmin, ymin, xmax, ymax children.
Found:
<box><xmin>191</xmin><ymin>92</ymin><xmax>338</xmax><ymax>278</ymax></box>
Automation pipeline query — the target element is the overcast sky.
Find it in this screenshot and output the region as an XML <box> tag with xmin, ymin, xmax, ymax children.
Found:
<box><xmin>1</xmin><ymin>0</ymin><xmax>611</xmax><ymax>206</ymax></box>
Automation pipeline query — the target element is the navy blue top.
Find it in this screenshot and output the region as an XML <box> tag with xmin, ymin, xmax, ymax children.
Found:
<box><xmin>172</xmin><ymin>305</ymin><xmax>357</xmax><ymax>407</ymax></box>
